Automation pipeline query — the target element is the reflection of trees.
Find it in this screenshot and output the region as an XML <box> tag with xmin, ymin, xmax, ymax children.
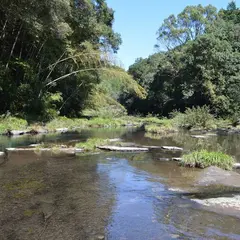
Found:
<box><xmin>0</xmin><ymin>153</ymin><xmax>116</xmax><ymax>239</ymax></box>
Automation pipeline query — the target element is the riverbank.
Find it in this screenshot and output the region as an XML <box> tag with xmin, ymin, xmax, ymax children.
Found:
<box><xmin>0</xmin><ymin>113</ymin><xmax>238</xmax><ymax>136</ymax></box>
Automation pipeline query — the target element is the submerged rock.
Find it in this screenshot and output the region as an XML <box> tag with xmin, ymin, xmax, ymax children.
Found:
<box><xmin>192</xmin><ymin>195</ymin><xmax>240</xmax><ymax>211</ymax></box>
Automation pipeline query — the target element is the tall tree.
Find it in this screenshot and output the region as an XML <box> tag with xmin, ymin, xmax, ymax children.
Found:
<box><xmin>156</xmin><ymin>4</ymin><xmax>217</xmax><ymax>50</ymax></box>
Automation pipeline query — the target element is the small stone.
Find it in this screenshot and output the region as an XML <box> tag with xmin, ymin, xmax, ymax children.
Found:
<box><xmin>97</xmin><ymin>235</ymin><xmax>105</xmax><ymax>240</ymax></box>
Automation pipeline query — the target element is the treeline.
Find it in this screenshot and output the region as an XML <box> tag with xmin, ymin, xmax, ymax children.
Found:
<box><xmin>124</xmin><ymin>2</ymin><xmax>240</xmax><ymax>118</ymax></box>
<box><xmin>0</xmin><ymin>0</ymin><xmax>145</xmax><ymax>121</ymax></box>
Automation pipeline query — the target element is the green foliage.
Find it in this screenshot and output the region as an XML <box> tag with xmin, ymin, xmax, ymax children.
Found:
<box><xmin>0</xmin><ymin>0</ymin><xmax>140</xmax><ymax>119</ymax></box>
<box><xmin>144</xmin><ymin>118</ymin><xmax>176</xmax><ymax>135</ymax></box>
<box><xmin>181</xmin><ymin>150</ymin><xmax>235</xmax><ymax>170</ymax></box>
<box><xmin>126</xmin><ymin>3</ymin><xmax>240</xmax><ymax>119</ymax></box>
<box><xmin>76</xmin><ymin>138</ymin><xmax>110</xmax><ymax>151</ymax></box>
<box><xmin>0</xmin><ymin>116</ymin><xmax>27</xmax><ymax>133</ymax></box>
<box><xmin>157</xmin><ymin>4</ymin><xmax>217</xmax><ymax>49</ymax></box>
<box><xmin>171</xmin><ymin>106</ymin><xmax>216</xmax><ymax>130</ymax></box>
<box><xmin>44</xmin><ymin>116</ymin><xmax>142</xmax><ymax>131</ymax></box>
<box><xmin>45</xmin><ymin>117</ymin><xmax>88</xmax><ymax>131</ymax></box>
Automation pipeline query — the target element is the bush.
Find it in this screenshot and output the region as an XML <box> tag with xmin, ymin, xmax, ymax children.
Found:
<box><xmin>0</xmin><ymin>117</ymin><xmax>28</xmax><ymax>134</ymax></box>
<box><xmin>171</xmin><ymin>106</ymin><xmax>216</xmax><ymax>130</ymax></box>
<box><xmin>181</xmin><ymin>150</ymin><xmax>235</xmax><ymax>170</ymax></box>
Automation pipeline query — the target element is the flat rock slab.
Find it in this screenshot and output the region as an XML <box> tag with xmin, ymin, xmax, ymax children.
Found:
<box><xmin>7</xmin><ymin>130</ymin><xmax>27</xmax><ymax>135</ymax></box>
<box><xmin>191</xmin><ymin>135</ymin><xmax>208</xmax><ymax>139</ymax></box>
<box><xmin>233</xmin><ymin>163</ymin><xmax>240</xmax><ymax>169</ymax></box>
<box><xmin>194</xmin><ymin>166</ymin><xmax>240</xmax><ymax>189</ymax></box>
<box><xmin>191</xmin><ymin>195</ymin><xmax>240</xmax><ymax>216</ymax></box>
<box><xmin>29</xmin><ymin>144</ymin><xmax>41</xmax><ymax>147</ymax></box>
<box><xmin>97</xmin><ymin>145</ymin><xmax>149</xmax><ymax>152</ymax></box>
<box><xmin>162</xmin><ymin>146</ymin><xmax>183</xmax><ymax>151</ymax></box>
<box><xmin>172</xmin><ymin>157</ymin><xmax>182</xmax><ymax>162</ymax></box>
<box><xmin>55</xmin><ymin>128</ymin><xmax>69</xmax><ymax>133</ymax></box>
<box><xmin>109</xmin><ymin>138</ymin><xmax>122</xmax><ymax>142</ymax></box>
<box><xmin>142</xmin><ymin>145</ymin><xmax>163</xmax><ymax>150</ymax></box>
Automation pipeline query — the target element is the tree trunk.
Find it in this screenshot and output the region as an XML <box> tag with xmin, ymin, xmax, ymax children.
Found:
<box><xmin>5</xmin><ymin>23</ymin><xmax>22</xmax><ymax>70</ymax></box>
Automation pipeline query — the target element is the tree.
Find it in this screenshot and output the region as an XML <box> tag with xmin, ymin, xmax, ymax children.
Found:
<box><xmin>156</xmin><ymin>4</ymin><xmax>217</xmax><ymax>50</ymax></box>
<box><xmin>0</xmin><ymin>0</ymin><xmax>141</xmax><ymax>120</ymax></box>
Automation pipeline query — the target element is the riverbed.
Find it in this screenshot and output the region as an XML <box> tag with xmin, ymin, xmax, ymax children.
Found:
<box><xmin>0</xmin><ymin>128</ymin><xmax>240</xmax><ymax>239</ymax></box>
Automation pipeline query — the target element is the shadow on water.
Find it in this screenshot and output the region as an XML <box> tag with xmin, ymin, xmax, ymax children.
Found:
<box><xmin>0</xmin><ymin>129</ymin><xmax>240</xmax><ymax>239</ymax></box>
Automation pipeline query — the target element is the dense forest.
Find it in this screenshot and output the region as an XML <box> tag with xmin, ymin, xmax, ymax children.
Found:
<box><xmin>0</xmin><ymin>0</ymin><xmax>145</xmax><ymax>121</ymax></box>
<box><xmin>0</xmin><ymin>1</ymin><xmax>240</xmax><ymax>122</ymax></box>
<box><xmin>124</xmin><ymin>1</ymin><xmax>240</xmax><ymax>118</ymax></box>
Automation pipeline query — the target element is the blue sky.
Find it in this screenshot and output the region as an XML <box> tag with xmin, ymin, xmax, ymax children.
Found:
<box><xmin>106</xmin><ymin>0</ymin><xmax>230</xmax><ymax>69</ymax></box>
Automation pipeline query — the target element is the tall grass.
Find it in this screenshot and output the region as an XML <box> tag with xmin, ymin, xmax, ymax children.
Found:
<box><xmin>181</xmin><ymin>150</ymin><xmax>235</xmax><ymax>170</ymax></box>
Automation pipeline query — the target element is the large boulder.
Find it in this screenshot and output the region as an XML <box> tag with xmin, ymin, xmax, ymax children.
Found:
<box><xmin>194</xmin><ymin>166</ymin><xmax>240</xmax><ymax>190</ymax></box>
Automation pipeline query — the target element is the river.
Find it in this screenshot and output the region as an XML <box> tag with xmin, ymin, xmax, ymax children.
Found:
<box><xmin>0</xmin><ymin>128</ymin><xmax>240</xmax><ymax>239</ymax></box>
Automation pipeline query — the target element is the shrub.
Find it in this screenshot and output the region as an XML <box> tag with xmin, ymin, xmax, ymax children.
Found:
<box><xmin>181</xmin><ymin>150</ymin><xmax>235</xmax><ymax>170</ymax></box>
<box><xmin>171</xmin><ymin>106</ymin><xmax>216</xmax><ymax>130</ymax></box>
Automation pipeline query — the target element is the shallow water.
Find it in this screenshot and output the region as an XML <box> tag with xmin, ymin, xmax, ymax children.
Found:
<box><xmin>0</xmin><ymin>129</ymin><xmax>240</xmax><ymax>239</ymax></box>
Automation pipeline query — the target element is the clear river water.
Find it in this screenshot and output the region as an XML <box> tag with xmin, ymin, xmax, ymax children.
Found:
<box><xmin>0</xmin><ymin>128</ymin><xmax>240</xmax><ymax>240</ymax></box>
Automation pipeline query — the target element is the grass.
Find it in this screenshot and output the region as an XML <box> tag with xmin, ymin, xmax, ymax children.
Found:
<box><xmin>144</xmin><ymin>119</ymin><xmax>177</xmax><ymax>135</ymax></box>
<box><xmin>181</xmin><ymin>150</ymin><xmax>235</xmax><ymax>170</ymax></box>
<box><xmin>45</xmin><ymin>117</ymin><xmax>88</xmax><ymax>131</ymax></box>
<box><xmin>75</xmin><ymin>138</ymin><xmax>110</xmax><ymax>151</ymax></box>
<box><xmin>0</xmin><ymin>117</ymin><xmax>28</xmax><ymax>134</ymax></box>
